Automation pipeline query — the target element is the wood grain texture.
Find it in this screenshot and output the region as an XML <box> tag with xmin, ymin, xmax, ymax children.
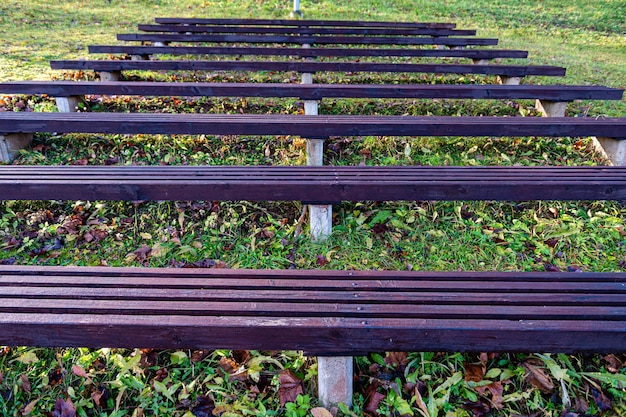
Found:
<box><xmin>1</xmin><ymin>266</ymin><xmax>624</xmax><ymax>354</ymax></box>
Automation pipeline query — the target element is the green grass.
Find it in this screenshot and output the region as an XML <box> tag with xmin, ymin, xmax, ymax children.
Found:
<box><xmin>0</xmin><ymin>0</ymin><xmax>625</xmax><ymax>416</ymax></box>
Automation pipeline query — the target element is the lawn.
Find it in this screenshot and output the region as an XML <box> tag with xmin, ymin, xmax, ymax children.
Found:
<box><xmin>0</xmin><ymin>0</ymin><xmax>625</xmax><ymax>416</ymax></box>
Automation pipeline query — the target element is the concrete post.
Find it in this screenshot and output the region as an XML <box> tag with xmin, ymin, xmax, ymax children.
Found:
<box><xmin>55</xmin><ymin>96</ymin><xmax>83</xmax><ymax>113</ymax></box>
<box><xmin>131</xmin><ymin>54</ymin><xmax>149</xmax><ymax>61</ymax></box>
<box><xmin>99</xmin><ymin>71</ymin><xmax>122</xmax><ymax>82</ymax></box>
<box><xmin>497</xmin><ymin>76</ymin><xmax>521</xmax><ymax>85</ymax></box>
<box><xmin>318</xmin><ymin>356</ymin><xmax>353</xmax><ymax>408</ymax></box>
<box><xmin>0</xmin><ymin>133</ymin><xmax>33</xmax><ymax>163</ymax></box>
<box><xmin>301</xmin><ymin>49</ymin><xmax>332</xmax><ymax>241</ymax></box>
<box><xmin>593</xmin><ymin>137</ymin><xmax>626</xmax><ymax>166</ymax></box>
<box><xmin>535</xmin><ymin>100</ymin><xmax>567</xmax><ymax>117</ymax></box>
<box><xmin>471</xmin><ymin>59</ymin><xmax>491</xmax><ymax>66</ymax></box>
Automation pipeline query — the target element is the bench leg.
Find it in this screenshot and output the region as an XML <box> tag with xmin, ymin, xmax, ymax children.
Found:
<box><xmin>302</xmin><ymin>68</ymin><xmax>332</xmax><ymax>240</ymax></box>
<box><xmin>497</xmin><ymin>75</ymin><xmax>521</xmax><ymax>85</ymax></box>
<box><xmin>0</xmin><ymin>133</ymin><xmax>33</xmax><ymax>163</ymax></box>
<box><xmin>318</xmin><ymin>356</ymin><xmax>353</xmax><ymax>408</ymax></box>
<box><xmin>55</xmin><ymin>96</ymin><xmax>84</xmax><ymax>113</ymax></box>
<box><xmin>471</xmin><ymin>59</ymin><xmax>491</xmax><ymax>65</ymax></box>
<box><xmin>535</xmin><ymin>100</ymin><xmax>567</xmax><ymax>117</ymax></box>
<box><xmin>99</xmin><ymin>71</ymin><xmax>122</xmax><ymax>82</ymax></box>
<box><xmin>592</xmin><ymin>137</ymin><xmax>626</xmax><ymax>166</ymax></box>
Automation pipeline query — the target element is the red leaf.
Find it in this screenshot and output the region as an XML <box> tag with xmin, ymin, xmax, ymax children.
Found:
<box><xmin>316</xmin><ymin>254</ymin><xmax>329</xmax><ymax>266</ymax></box>
<box><xmin>364</xmin><ymin>390</ymin><xmax>385</xmax><ymax>416</ymax></box>
<box><xmin>464</xmin><ymin>362</ymin><xmax>486</xmax><ymax>382</ymax></box>
<box><xmin>278</xmin><ymin>369</ymin><xmax>303</xmax><ymax>406</ymax></box>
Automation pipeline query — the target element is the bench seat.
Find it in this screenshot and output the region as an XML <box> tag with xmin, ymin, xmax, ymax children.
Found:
<box><xmin>1</xmin><ymin>265</ymin><xmax>624</xmax><ymax>354</ymax></box>
<box><xmin>0</xmin><ymin>112</ymin><xmax>622</xmax><ymax>138</ymax></box>
<box><xmin>2</xmin><ymin>165</ymin><xmax>626</xmax><ymax>202</ymax></box>
<box><xmin>87</xmin><ymin>45</ymin><xmax>529</xmax><ymax>60</ymax></box>
<box><xmin>115</xmin><ymin>33</ymin><xmax>497</xmax><ymax>47</ymax></box>
<box><xmin>1</xmin><ymin>81</ymin><xmax>621</xmax><ymax>101</ymax></box>
<box><xmin>49</xmin><ymin>59</ymin><xmax>565</xmax><ymax>77</ymax></box>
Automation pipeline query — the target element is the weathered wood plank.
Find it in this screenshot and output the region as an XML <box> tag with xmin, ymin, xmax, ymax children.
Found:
<box><xmin>87</xmin><ymin>45</ymin><xmax>529</xmax><ymax>60</ymax></box>
<box><xmin>50</xmin><ymin>59</ymin><xmax>565</xmax><ymax>76</ymax></box>
<box><xmin>1</xmin><ymin>166</ymin><xmax>625</xmax><ymax>202</ymax></box>
<box><xmin>153</xmin><ymin>18</ymin><xmax>457</xmax><ymax>29</ymax></box>
<box><xmin>1</xmin><ymin>81</ymin><xmax>621</xmax><ymax>101</ymax></box>
<box><xmin>0</xmin><ymin>113</ymin><xmax>622</xmax><ymax>138</ymax></box>
<box><xmin>138</xmin><ymin>24</ymin><xmax>476</xmax><ymax>37</ymax></box>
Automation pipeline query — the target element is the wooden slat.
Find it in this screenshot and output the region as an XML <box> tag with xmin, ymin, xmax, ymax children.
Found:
<box><xmin>1</xmin><ymin>165</ymin><xmax>625</xmax><ymax>202</ymax></box>
<box><xmin>0</xmin><ymin>113</ymin><xmax>622</xmax><ymax>138</ymax></box>
<box><xmin>87</xmin><ymin>45</ymin><xmax>529</xmax><ymax>60</ymax></box>
<box><xmin>153</xmin><ymin>18</ymin><xmax>457</xmax><ymax>29</ymax></box>
<box><xmin>0</xmin><ymin>266</ymin><xmax>624</xmax><ymax>353</ymax></box>
<box><xmin>51</xmin><ymin>59</ymin><xmax>565</xmax><ymax>77</ymax></box>
<box><xmin>116</xmin><ymin>33</ymin><xmax>498</xmax><ymax>46</ymax></box>
<box><xmin>138</xmin><ymin>24</ymin><xmax>477</xmax><ymax>37</ymax></box>
<box><xmin>1</xmin><ymin>81</ymin><xmax>622</xmax><ymax>101</ymax></box>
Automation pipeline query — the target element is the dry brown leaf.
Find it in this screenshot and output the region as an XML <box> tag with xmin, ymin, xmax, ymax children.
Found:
<box><xmin>603</xmin><ymin>354</ymin><xmax>623</xmax><ymax>373</ymax></box>
<box><xmin>311</xmin><ymin>407</ymin><xmax>334</xmax><ymax>417</ymax></box>
<box><xmin>465</xmin><ymin>362</ymin><xmax>486</xmax><ymax>382</ymax></box>
<box><xmin>364</xmin><ymin>390</ymin><xmax>385</xmax><ymax>416</ymax></box>
<box><xmin>522</xmin><ymin>360</ymin><xmax>554</xmax><ymax>394</ymax></box>
<box><xmin>21</xmin><ymin>399</ymin><xmax>39</xmax><ymax>415</ymax></box>
<box><xmin>52</xmin><ymin>397</ymin><xmax>76</xmax><ymax>417</ymax></box>
<box><xmin>278</xmin><ymin>369</ymin><xmax>303</xmax><ymax>406</ymax></box>
<box><xmin>19</xmin><ymin>374</ymin><xmax>31</xmax><ymax>393</ymax></box>
<box><xmin>413</xmin><ymin>386</ymin><xmax>430</xmax><ymax>417</ymax></box>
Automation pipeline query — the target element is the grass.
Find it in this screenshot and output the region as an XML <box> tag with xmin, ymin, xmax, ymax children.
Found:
<box><xmin>0</xmin><ymin>0</ymin><xmax>625</xmax><ymax>416</ymax></box>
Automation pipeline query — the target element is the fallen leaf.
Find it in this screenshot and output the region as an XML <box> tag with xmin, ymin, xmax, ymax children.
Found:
<box><xmin>51</xmin><ymin>397</ymin><xmax>76</xmax><ymax>417</ymax></box>
<box><xmin>591</xmin><ymin>387</ymin><xmax>612</xmax><ymax>411</ymax></box>
<box><xmin>522</xmin><ymin>360</ymin><xmax>554</xmax><ymax>394</ymax></box>
<box><xmin>19</xmin><ymin>374</ymin><xmax>31</xmax><ymax>393</ymax></box>
<box><xmin>48</xmin><ymin>368</ymin><xmax>66</xmax><ymax>386</ymax></box>
<box><xmin>91</xmin><ymin>385</ymin><xmax>109</xmax><ymax>407</ymax></box>
<box><xmin>278</xmin><ymin>369</ymin><xmax>303</xmax><ymax>406</ymax></box>
<box><xmin>190</xmin><ymin>350</ymin><xmax>211</xmax><ymax>363</ymax></box>
<box><xmin>191</xmin><ymin>395</ymin><xmax>215</xmax><ymax>417</ymax></box>
<box><xmin>316</xmin><ymin>254</ymin><xmax>329</xmax><ymax>266</ymax></box>
<box><xmin>72</xmin><ymin>158</ymin><xmax>88</xmax><ymax>166</ymax></box>
<box><xmin>311</xmin><ymin>407</ymin><xmax>333</xmax><ymax>417</ymax></box>
<box><xmin>364</xmin><ymin>390</ymin><xmax>385</xmax><ymax>416</ymax></box>
<box><xmin>413</xmin><ymin>386</ymin><xmax>430</xmax><ymax>417</ymax></box>
<box><xmin>16</xmin><ymin>351</ymin><xmax>39</xmax><ymax>364</ymax></box>
<box><xmin>603</xmin><ymin>354</ymin><xmax>623</xmax><ymax>373</ymax></box>
<box><xmin>385</xmin><ymin>352</ymin><xmax>408</xmax><ymax>369</ymax></box>
<box><xmin>71</xmin><ymin>365</ymin><xmax>89</xmax><ymax>379</ymax></box>
<box><xmin>465</xmin><ymin>362</ymin><xmax>486</xmax><ymax>382</ymax></box>
<box><xmin>21</xmin><ymin>399</ymin><xmax>39</xmax><ymax>415</ymax></box>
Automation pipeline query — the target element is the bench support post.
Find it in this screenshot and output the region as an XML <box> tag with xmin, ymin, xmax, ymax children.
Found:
<box><xmin>497</xmin><ymin>75</ymin><xmax>521</xmax><ymax>85</ymax></box>
<box><xmin>302</xmin><ymin>69</ymin><xmax>332</xmax><ymax>241</ymax></box>
<box><xmin>593</xmin><ymin>137</ymin><xmax>626</xmax><ymax>166</ymax></box>
<box><xmin>0</xmin><ymin>133</ymin><xmax>33</xmax><ymax>163</ymax></box>
<box><xmin>535</xmin><ymin>100</ymin><xmax>567</xmax><ymax>117</ymax></box>
<box><xmin>55</xmin><ymin>96</ymin><xmax>84</xmax><ymax>113</ymax></box>
<box><xmin>471</xmin><ymin>59</ymin><xmax>491</xmax><ymax>65</ymax></box>
<box><xmin>318</xmin><ymin>356</ymin><xmax>353</xmax><ymax>408</ymax></box>
<box><xmin>99</xmin><ymin>71</ymin><xmax>122</xmax><ymax>82</ymax></box>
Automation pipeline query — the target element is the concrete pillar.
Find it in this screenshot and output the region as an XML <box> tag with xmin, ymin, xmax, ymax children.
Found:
<box><xmin>55</xmin><ymin>96</ymin><xmax>83</xmax><ymax>113</ymax></box>
<box><xmin>131</xmin><ymin>54</ymin><xmax>149</xmax><ymax>61</ymax></box>
<box><xmin>497</xmin><ymin>76</ymin><xmax>521</xmax><ymax>85</ymax></box>
<box><xmin>318</xmin><ymin>356</ymin><xmax>353</xmax><ymax>408</ymax></box>
<box><xmin>535</xmin><ymin>100</ymin><xmax>567</xmax><ymax>117</ymax></box>
<box><xmin>593</xmin><ymin>137</ymin><xmax>626</xmax><ymax>166</ymax></box>
<box><xmin>153</xmin><ymin>42</ymin><xmax>170</xmax><ymax>47</ymax></box>
<box><xmin>0</xmin><ymin>133</ymin><xmax>33</xmax><ymax>163</ymax></box>
<box><xmin>471</xmin><ymin>59</ymin><xmax>491</xmax><ymax>65</ymax></box>
<box><xmin>99</xmin><ymin>71</ymin><xmax>121</xmax><ymax>82</ymax></box>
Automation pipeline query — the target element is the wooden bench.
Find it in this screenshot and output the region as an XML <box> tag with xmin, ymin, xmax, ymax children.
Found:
<box><xmin>0</xmin><ymin>81</ymin><xmax>622</xmax><ymax>116</ymax></box>
<box><xmin>1</xmin><ymin>115</ymin><xmax>625</xmax><ymax>406</ymax></box>
<box><xmin>50</xmin><ymin>59</ymin><xmax>566</xmax><ymax>85</ymax></box>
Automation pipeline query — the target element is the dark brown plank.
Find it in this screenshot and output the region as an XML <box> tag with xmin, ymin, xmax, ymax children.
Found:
<box><xmin>1</xmin><ymin>81</ymin><xmax>622</xmax><ymax>101</ymax></box>
<box><xmin>116</xmin><ymin>33</ymin><xmax>498</xmax><ymax>46</ymax></box>
<box><xmin>1</xmin><ymin>313</ymin><xmax>623</xmax><ymax>353</ymax></box>
<box><xmin>87</xmin><ymin>45</ymin><xmax>529</xmax><ymax>60</ymax></box>
<box><xmin>153</xmin><ymin>18</ymin><xmax>457</xmax><ymax>29</ymax></box>
<box><xmin>1</xmin><ymin>165</ymin><xmax>626</xmax><ymax>202</ymax></box>
<box><xmin>138</xmin><ymin>24</ymin><xmax>476</xmax><ymax>37</ymax></box>
<box><xmin>51</xmin><ymin>59</ymin><xmax>564</xmax><ymax>76</ymax></box>
<box><xmin>0</xmin><ymin>112</ymin><xmax>622</xmax><ymax>138</ymax></box>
